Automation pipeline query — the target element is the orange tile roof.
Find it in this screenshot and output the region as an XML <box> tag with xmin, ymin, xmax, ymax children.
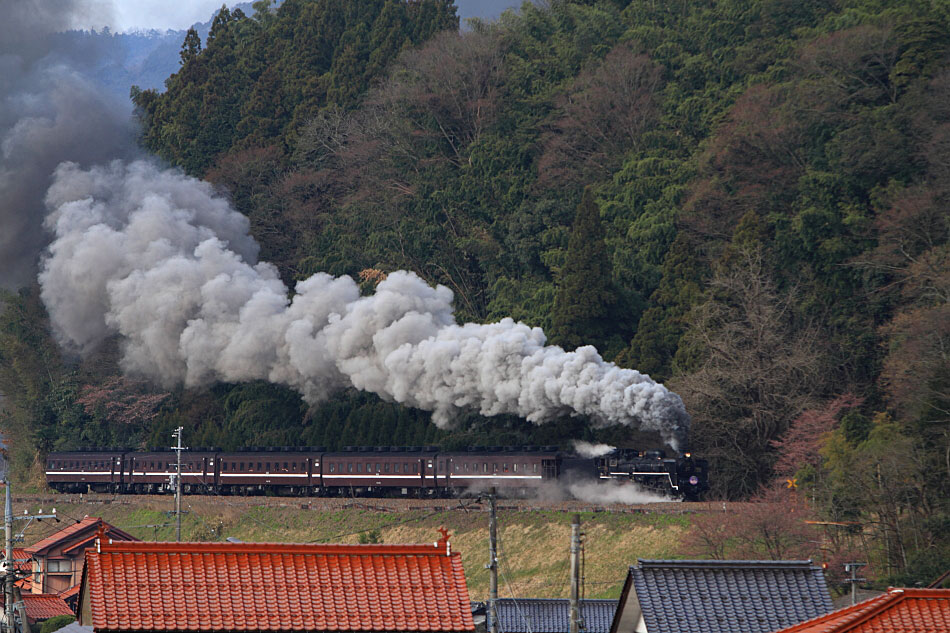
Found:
<box><xmin>21</xmin><ymin>594</ymin><xmax>74</xmax><ymax>621</ymax></box>
<box><xmin>81</xmin><ymin>537</ymin><xmax>475</xmax><ymax>633</ymax></box>
<box><xmin>2</xmin><ymin>548</ymin><xmax>34</xmax><ymax>591</ymax></box>
<box><xmin>774</xmin><ymin>588</ymin><xmax>950</xmax><ymax>633</ymax></box>
<box><xmin>59</xmin><ymin>584</ymin><xmax>81</xmax><ymax>600</ymax></box>
<box><xmin>26</xmin><ymin>517</ymin><xmax>136</xmax><ymax>555</ymax></box>
<box><xmin>11</xmin><ymin>548</ymin><xmax>33</xmax><ymax>572</ymax></box>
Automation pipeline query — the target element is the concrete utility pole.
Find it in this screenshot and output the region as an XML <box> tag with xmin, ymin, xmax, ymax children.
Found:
<box><xmin>4</xmin><ymin>477</ymin><xmax>13</xmax><ymax>633</ymax></box>
<box><xmin>569</xmin><ymin>514</ymin><xmax>582</xmax><ymax>633</ymax></box>
<box><xmin>843</xmin><ymin>562</ymin><xmax>867</xmax><ymax>605</ymax></box>
<box><xmin>487</xmin><ymin>488</ymin><xmax>499</xmax><ymax>633</ymax></box>
<box><xmin>171</xmin><ymin>426</ymin><xmax>184</xmax><ymax>542</ymax></box>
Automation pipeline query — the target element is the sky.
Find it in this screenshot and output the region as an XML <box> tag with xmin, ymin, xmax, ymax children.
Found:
<box><xmin>75</xmin><ymin>0</ymin><xmax>524</xmax><ymax>33</ymax></box>
<box><xmin>78</xmin><ymin>0</ymin><xmax>243</xmax><ymax>32</ymax></box>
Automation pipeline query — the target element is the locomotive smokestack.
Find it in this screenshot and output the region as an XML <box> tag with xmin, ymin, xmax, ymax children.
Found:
<box><xmin>39</xmin><ymin>160</ymin><xmax>692</xmax><ymax>448</ymax></box>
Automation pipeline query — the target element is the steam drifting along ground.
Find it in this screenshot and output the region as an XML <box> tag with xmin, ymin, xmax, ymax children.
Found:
<box><xmin>39</xmin><ymin>159</ymin><xmax>691</xmax><ymax>448</ymax></box>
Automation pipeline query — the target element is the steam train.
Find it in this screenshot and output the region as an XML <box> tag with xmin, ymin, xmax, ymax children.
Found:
<box><xmin>45</xmin><ymin>445</ymin><xmax>709</xmax><ymax>501</ymax></box>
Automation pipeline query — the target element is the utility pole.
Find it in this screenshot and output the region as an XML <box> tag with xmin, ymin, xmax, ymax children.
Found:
<box><xmin>4</xmin><ymin>477</ymin><xmax>13</xmax><ymax>633</ymax></box>
<box><xmin>2</xmin><ymin>482</ymin><xmax>56</xmax><ymax>633</ymax></box>
<box><xmin>487</xmin><ymin>488</ymin><xmax>498</xmax><ymax>633</ymax></box>
<box><xmin>171</xmin><ymin>427</ymin><xmax>184</xmax><ymax>542</ymax></box>
<box><xmin>843</xmin><ymin>562</ymin><xmax>867</xmax><ymax>605</ymax></box>
<box><xmin>569</xmin><ymin>514</ymin><xmax>582</xmax><ymax>633</ymax></box>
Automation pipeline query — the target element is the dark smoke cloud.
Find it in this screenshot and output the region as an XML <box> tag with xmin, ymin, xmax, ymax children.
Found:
<box><xmin>1</xmin><ymin>0</ymin><xmax>136</xmax><ymax>290</ymax></box>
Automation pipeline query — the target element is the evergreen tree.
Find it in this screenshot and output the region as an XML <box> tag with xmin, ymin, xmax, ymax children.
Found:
<box><xmin>179</xmin><ymin>28</ymin><xmax>201</xmax><ymax>65</ymax></box>
<box><xmin>616</xmin><ymin>233</ymin><xmax>705</xmax><ymax>381</ymax></box>
<box><xmin>549</xmin><ymin>188</ymin><xmax>618</xmax><ymax>352</ymax></box>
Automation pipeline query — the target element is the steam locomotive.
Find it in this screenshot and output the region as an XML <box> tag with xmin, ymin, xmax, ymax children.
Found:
<box><xmin>45</xmin><ymin>445</ymin><xmax>709</xmax><ymax>501</ymax></box>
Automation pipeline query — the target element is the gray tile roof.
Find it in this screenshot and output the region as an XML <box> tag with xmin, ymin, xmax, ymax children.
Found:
<box><xmin>489</xmin><ymin>599</ymin><xmax>618</xmax><ymax>633</ymax></box>
<box><xmin>49</xmin><ymin>623</ymin><xmax>92</xmax><ymax>633</ymax></box>
<box><xmin>619</xmin><ymin>559</ymin><xmax>833</xmax><ymax>633</ymax></box>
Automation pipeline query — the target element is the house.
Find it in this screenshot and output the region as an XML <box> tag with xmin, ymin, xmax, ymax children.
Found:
<box><xmin>0</xmin><ymin>548</ymin><xmax>36</xmax><ymax>592</ymax></box>
<box><xmin>488</xmin><ymin>598</ymin><xmax>618</xmax><ymax>633</ymax></box>
<box><xmin>609</xmin><ymin>559</ymin><xmax>833</xmax><ymax>633</ymax></box>
<box><xmin>20</xmin><ymin>593</ymin><xmax>75</xmax><ymax>626</ymax></box>
<box><xmin>24</xmin><ymin>516</ymin><xmax>136</xmax><ymax>595</ymax></box>
<box><xmin>773</xmin><ymin>587</ymin><xmax>950</xmax><ymax>632</ymax></box>
<box><xmin>78</xmin><ymin>530</ymin><xmax>475</xmax><ymax>633</ymax></box>
<box><xmin>58</xmin><ymin>583</ymin><xmax>81</xmax><ymax>612</ymax></box>
<box><xmin>0</xmin><ymin>591</ymin><xmax>74</xmax><ymax>629</ymax></box>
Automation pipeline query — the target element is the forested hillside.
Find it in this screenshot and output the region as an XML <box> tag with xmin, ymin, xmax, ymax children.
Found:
<box><xmin>1</xmin><ymin>0</ymin><xmax>948</xmax><ymax>584</ymax></box>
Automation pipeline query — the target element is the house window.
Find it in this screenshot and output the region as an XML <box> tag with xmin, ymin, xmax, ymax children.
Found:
<box><xmin>47</xmin><ymin>560</ymin><xmax>70</xmax><ymax>573</ymax></box>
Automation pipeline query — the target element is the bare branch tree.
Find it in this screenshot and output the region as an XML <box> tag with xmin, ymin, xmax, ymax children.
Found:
<box><xmin>673</xmin><ymin>247</ymin><xmax>826</xmax><ymax>498</ymax></box>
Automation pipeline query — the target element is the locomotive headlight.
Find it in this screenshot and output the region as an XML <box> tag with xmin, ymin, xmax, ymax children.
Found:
<box><xmin>685</xmin><ymin>452</ymin><xmax>691</xmax><ymax>458</ymax></box>
<box><xmin>689</xmin><ymin>475</ymin><xmax>699</xmax><ymax>485</ymax></box>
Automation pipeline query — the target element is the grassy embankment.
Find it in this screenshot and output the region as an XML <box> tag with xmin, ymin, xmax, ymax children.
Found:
<box><xmin>15</xmin><ymin>496</ymin><xmax>688</xmax><ymax>599</ymax></box>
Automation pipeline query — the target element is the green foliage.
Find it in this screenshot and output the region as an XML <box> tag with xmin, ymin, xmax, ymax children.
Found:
<box><xmin>39</xmin><ymin>616</ymin><xmax>76</xmax><ymax>633</ymax></box>
<box><xmin>550</xmin><ymin>189</ymin><xmax>625</xmax><ymax>353</ymax></box>
<box><xmin>132</xmin><ymin>0</ymin><xmax>458</xmax><ymax>175</ymax></box>
<box><xmin>358</xmin><ymin>528</ymin><xmax>383</xmax><ymax>543</ymax></box>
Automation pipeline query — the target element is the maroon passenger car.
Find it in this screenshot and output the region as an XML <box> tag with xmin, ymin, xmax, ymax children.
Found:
<box><xmin>320</xmin><ymin>447</ymin><xmax>434</xmax><ymax>495</ymax></box>
<box><xmin>45</xmin><ymin>451</ymin><xmax>125</xmax><ymax>493</ymax></box>
<box><xmin>124</xmin><ymin>450</ymin><xmax>217</xmax><ymax>494</ymax></box>
<box><xmin>216</xmin><ymin>449</ymin><xmax>319</xmax><ymax>495</ymax></box>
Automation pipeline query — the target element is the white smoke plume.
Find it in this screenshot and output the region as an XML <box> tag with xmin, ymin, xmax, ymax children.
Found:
<box><xmin>572</xmin><ymin>440</ymin><xmax>616</xmax><ymax>458</ymax></box>
<box><xmin>39</xmin><ymin>160</ymin><xmax>691</xmax><ymax>448</ymax></box>
<box><xmin>462</xmin><ymin>478</ymin><xmax>676</xmax><ymax>504</ymax></box>
<box><xmin>567</xmin><ymin>479</ymin><xmax>677</xmax><ymax>504</ymax></box>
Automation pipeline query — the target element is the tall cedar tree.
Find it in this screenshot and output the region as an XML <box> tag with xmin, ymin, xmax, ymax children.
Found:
<box><xmin>550</xmin><ymin>188</ymin><xmax>617</xmax><ymax>351</ymax></box>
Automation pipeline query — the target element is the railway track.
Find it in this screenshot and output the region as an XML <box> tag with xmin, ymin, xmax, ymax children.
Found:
<box><xmin>13</xmin><ymin>493</ymin><xmax>740</xmax><ymax>515</ymax></box>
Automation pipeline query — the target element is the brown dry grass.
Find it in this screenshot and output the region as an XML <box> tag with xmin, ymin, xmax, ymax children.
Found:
<box><xmin>14</xmin><ymin>497</ymin><xmax>688</xmax><ymax>600</ymax></box>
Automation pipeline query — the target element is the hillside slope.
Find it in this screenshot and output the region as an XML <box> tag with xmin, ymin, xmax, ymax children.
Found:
<box><xmin>1</xmin><ymin>0</ymin><xmax>947</xmax><ymax>585</ymax></box>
